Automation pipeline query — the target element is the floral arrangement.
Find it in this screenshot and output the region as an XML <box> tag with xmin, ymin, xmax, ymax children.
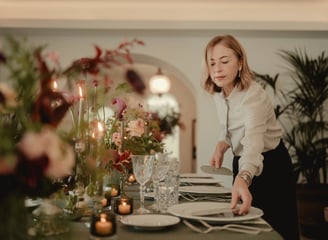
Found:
<box><xmin>151</xmin><ymin>109</ymin><xmax>184</xmax><ymax>136</ymax></box>
<box><xmin>118</xmin><ymin>102</ymin><xmax>164</xmax><ymax>155</ymax></box>
<box><xmin>88</xmin><ymin>98</ymin><xmax>165</xmax><ymax>175</ymax></box>
<box><xmin>0</xmin><ymin>37</ymin><xmax>75</xmax><ymax>238</ymax></box>
<box><xmin>0</xmin><ymin>36</ymin><xmax>147</xmax><ymax>238</ymax></box>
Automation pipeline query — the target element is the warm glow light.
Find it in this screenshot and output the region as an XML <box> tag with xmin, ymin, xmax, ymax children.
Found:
<box><xmin>77</xmin><ymin>80</ymin><xmax>86</xmax><ymax>99</ymax></box>
<box><xmin>149</xmin><ymin>68</ymin><xmax>171</xmax><ymax>95</ymax></box>
<box><xmin>97</xmin><ymin>121</ymin><xmax>104</xmax><ymax>133</ymax></box>
<box><xmin>78</xmin><ymin>86</ymin><xmax>83</xmax><ymax>98</ymax></box>
<box><xmin>52</xmin><ymin>79</ymin><xmax>58</xmax><ymax>91</ymax></box>
<box><xmin>100</xmin><ymin>214</ymin><xmax>107</xmax><ymax>223</ymax></box>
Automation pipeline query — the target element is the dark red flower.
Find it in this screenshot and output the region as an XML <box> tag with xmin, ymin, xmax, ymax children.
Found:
<box><xmin>31</xmin><ymin>90</ymin><xmax>72</xmax><ymax>127</ymax></box>
<box><xmin>125</xmin><ymin>69</ymin><xmax>146</xmax><ymax>95</ymax></box>
<box><xmin>34</xmin><ymin>49</ymin><xmax>53</xmax><ymax>92</ymax></box>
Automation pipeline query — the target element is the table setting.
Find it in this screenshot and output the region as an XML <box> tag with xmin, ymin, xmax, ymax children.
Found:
<box><xmin>22</xmin><ymin>163</ymin><xmax>283</xmax><ymax>240</ymax></box>
<box><xmin>35</xmin><ymin>163</ymin><xmax>282</xmax><ymax>240</ymax></box>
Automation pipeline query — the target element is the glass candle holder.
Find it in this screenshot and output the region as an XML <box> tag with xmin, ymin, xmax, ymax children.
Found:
<box><xmin>114</xmin><ymin>197</ymin><xmax>133</xmax><ymax>215</ymax></box>
<box><xmin>102</xmin><ymin>191</ymin><xmax>112</xmax><ymax>209</ymax></box>
<box><xmin>127</xmin><ymin>173</ymin><xmax>136</xmax><ymax>184</ymax></box>
<box><xmin>90</xmin><ymin>211</ymin><xmax>116</xmax><ymax>239</ymax></box>
<box><xmin>110</xmin><ymin>184</ymin><xmax>120</xmax><ymax>197</ymax></box>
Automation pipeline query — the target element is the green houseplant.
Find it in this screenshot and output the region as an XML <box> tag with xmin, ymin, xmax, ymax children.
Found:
<box><xmin>256</xmin><ymin>49</ymin><xmax>328</xmax><ymax>184</ymax></box>
<box><xmin>255</xmin><ymin>49</ymin><xmax>328</xmax><ymax>238</ymax></box>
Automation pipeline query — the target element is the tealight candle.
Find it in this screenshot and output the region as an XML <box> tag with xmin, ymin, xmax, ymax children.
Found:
<box><xmin>95</xmin><ymin>214</ymin><xmax>112</xmax><ymax>235</ymax></box>
<box><xmin>101</xmin><ymin>198</ymin><xmax>107</xmax><ymax>207</ymax></box>
<box><xmin>114</xmin><ymin>197</ymin><xmax>133</xmax><ymax>215</ymax></box>
<box><xmin>128</xmin><ymin>173</ymin><xmax>136</xmax><ymax>183</ymax></box>
<box><xmin>119</xmin><ymin>202</ymin><xmax>131</xmax><ymax>214</ymax></box>
<box><xmin>110</xmin><ymin>186</ymin><xmax>119</xmax><ymax>197</ymax></box>
<box><xmin>90</xmin><ymin>211</ymin><xmax>116</xmax><ymax>238</ymax></box>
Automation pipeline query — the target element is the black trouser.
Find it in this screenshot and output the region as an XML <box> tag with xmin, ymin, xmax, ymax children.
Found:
<box><xmin>233</xmin><ymin>140</ymin><xmax>300</xmax><ymax>240</ymax></box>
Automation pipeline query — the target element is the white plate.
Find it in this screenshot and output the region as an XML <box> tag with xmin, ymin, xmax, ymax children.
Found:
<box><xmin>167</xmin><ymin>202</ymin><xmax>263</xmax><ymax>223</ymax></box>
<box><xmin>179</xmin><ymin>185</ymin><xmax>231</xmax><ymax>195</ymax></box>
<box><xmin>24</xmin><ymin>198</ymin><xmax>42</xmax><ymax>208</ymax></box>
<box><xmin>180</xmin><ymin>173</ymin><xmax>213</xmax><ymax>178</ymax></box>
<box><xmin>120</xmin><ymin>214</ymin><xmax>180</xmax><ymax>230</ymax></box>
<box><xmin>180</xmin><ymin>178</ymin><xmax>221</xmax><ymax>185</ymax></box>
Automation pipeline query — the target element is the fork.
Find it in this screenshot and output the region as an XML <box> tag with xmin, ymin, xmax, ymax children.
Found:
<box><xmin>180</xmin><ymin>192</ymin><xmax>231</xmax><ymax>202</ymax></box>
<box><xmin>183</xmin><ymin>219</ymin><xmax>270</xmax><ymax>234</ymax></box>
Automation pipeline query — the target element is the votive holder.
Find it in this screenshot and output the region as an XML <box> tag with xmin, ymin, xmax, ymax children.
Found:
<box><xmin>114</xmin><ymin>196</ymin><xmax>133</xmax><ymax>215</ymax></box>
<box><xmin>127</xmin><ymin>173</ymin><xmax>136</xmax><ymax>184</ymax></box>
<box><xmin>102</xmin><ymin>190</ymin><xmax>112</xmax><ymax>209</ymax></box>
<box><xmin>110</xmin><ymin>184</ymin><xmax>120</xmax><ymax>197</ymax></box>
<box><xmin>90</xmin><ymin>211</ymin><xmax>116</xmax><ymax>240</ymax></box>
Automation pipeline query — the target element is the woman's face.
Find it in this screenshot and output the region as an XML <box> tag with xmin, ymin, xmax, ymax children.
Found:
<box><xmin>207</xmin><ymin>43</ymin><xmax>240</xmax><ymax>94</ymax></box>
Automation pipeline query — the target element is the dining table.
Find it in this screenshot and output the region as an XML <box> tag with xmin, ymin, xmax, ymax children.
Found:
<box><xmin>40</xmin><ymin>179</ymin><xmax>283</xmax><ymax>240</ymax></box>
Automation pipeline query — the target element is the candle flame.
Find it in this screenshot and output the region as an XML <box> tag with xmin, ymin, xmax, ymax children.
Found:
<box><xmin>97</xmin><ymin>121</ymin><xmax>104</xmax><ymax>132</ymax></box>
<box><xmin>52</xmin><ymin>80</ymin><xmax>58</xmax><ymax>91</ymax></box>
<box><xmin>78</xmin><ymin>85</ymin><xmax>83</xmax><ymax>98</ymax></box>
<box><xmin>100</xmin><ymin>213</ymin><xmax>107</xmax><ymax>223</ymax></box>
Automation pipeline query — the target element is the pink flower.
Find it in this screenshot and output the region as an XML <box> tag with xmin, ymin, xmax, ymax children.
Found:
<box><xmin>17</xmin><ymin>127</ymin><xmax>75</xmax><ymax>178</ymax></box>
<box><xmin>127</xmin><ymin>118</ymin><xmax>145</xmax><ymax>137</ymax></box>
<box><xmin>112</xmin><ymin>132</ymin><xmax>122</xmax><ymax>147</ymax></box>
<box><xmin>112</xmin><ymin>97</ymin><xmax>127</xmax><ymax>118</ymax></box>
<box><xmin>92</xmin><ymin>79</ymin><xmax>99</xmax><ymax>87</ymax></box>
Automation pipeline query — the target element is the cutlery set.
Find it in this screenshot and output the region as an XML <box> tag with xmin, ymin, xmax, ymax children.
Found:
<box><xmin>183</xmin><ymin>219</ymin><xmax>272</xmax><ymax>234</ymax></box>
<box><xmin>179</xmin><ymin>192</ymin><xmax>231</xmax><ymax>202</ymax></box>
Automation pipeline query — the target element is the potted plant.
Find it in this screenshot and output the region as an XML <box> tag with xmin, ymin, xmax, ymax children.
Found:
<box><xmin>255</xmin><ymin>49</ymin><xmax>328</xmax><ymax>239</ymax></box>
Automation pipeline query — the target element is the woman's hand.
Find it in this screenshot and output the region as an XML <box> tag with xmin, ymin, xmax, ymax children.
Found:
<box><xmin>230</xmin><ymin>176</ymin><xmax>252</xmax><ymax>215</ymax></box>
<box><xmin>210</xmin><ymin>141</ymin><xmax>229</xmax><ymax>168</ymax></box>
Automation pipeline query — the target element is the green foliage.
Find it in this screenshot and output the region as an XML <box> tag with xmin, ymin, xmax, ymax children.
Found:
<box><xmin>255</xmin><ymin>49</ymin><xmax>328</xmax><ymax>184</ymax></box>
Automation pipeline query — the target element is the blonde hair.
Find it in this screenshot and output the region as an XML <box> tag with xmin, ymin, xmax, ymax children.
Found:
<box><xmin>201</xmin><ymin>34</ymin><xmax>254</xmax><ymax>94</ymax></box>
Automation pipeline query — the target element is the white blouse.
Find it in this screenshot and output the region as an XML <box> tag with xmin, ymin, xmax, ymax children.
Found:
<box><xmin>214</xmin><ymin>81</ymin><xmax>282</xmax><ymax>177</ymax></box>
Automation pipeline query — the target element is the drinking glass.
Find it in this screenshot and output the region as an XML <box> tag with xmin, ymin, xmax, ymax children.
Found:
<box><xmin>131</xmin><ymin>155</ymin><xmax>154</xmax><ymax>214</ymax></box>
<box><xmin>150</xmin><ymin>153</ymin><xmax>170</xmax><ymax>212</ymax></box>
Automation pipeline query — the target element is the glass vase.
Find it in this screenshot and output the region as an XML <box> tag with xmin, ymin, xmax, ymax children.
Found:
<box><xmin>119</xmin><ymin>171</ymin><xmax>129</xmax><ymax>198</ymax></box>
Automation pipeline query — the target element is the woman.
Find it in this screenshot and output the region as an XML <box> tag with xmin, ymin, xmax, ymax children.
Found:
<box><xmin>201</xmin><ymin>34</ymin><xmax>299</xmax><ymax>240</ymax></box>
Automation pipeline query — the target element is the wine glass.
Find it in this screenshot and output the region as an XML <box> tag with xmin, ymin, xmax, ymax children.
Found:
<box><xmin>150</xmin><ymin>153</ymin><xmax>170</xmax><ymax>212</ymax></box>
<box><xmin>131</xmin><ymin>155</ymin><xmax>155</xmax><ymax>214</ymax></box>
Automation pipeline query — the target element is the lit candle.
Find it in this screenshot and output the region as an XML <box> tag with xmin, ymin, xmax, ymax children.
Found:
<box><xmin>95</xmin><ymin>213</ymin><xmax>112</xmax><ymax>235</ymax></box>
<box><xmin>111</xmin><ymin>187</ymin><xmax>119</xmax><ymax>197</ymax></box>
<box><xmin>90</xmin><ymin>120</ymin><xmax>105</xmax><ymax>142</ymax></box>
<box><xmin>118</xmin><ymin>201</ymin><xmax>131</xmax><ymax>215</ymax></box>
<box><xmin>101</xmin><ymin>198</ymin><xmax>107</xmax><ymax>207</ymax></box>
<box><xmin>128</xmin><ymin>173</ymin><xmax>136</xmax><ymax>183</ymax></box>
<box><xmin>96</xmin><ymin>121</ymin><xmax>104</xmax><ymax>140</ymax></box>
<box><xmin>76</xmin><ymin>81</ymin><xmax>85</xmax><ymax>139</ymax></box>
<box><xmin>90</xmin><ymin>211</ymin><xmax>116</xmax><ymax>237</ymax></box>
<box><xmin>114</xmin><ymin>197</ymin><xmax>133</xmax><ymax>215</ymax></box>
<box><xmin>52</xmin><ymin>79</ymin><xmax>58</xmax><ymax>92</ymax></box>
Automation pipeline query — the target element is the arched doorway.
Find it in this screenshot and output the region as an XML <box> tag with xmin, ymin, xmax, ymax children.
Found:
<box><xmin>129</xmin><ymin>54</ymin><xmax>197</xmax><ymax>173</ymax></box>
